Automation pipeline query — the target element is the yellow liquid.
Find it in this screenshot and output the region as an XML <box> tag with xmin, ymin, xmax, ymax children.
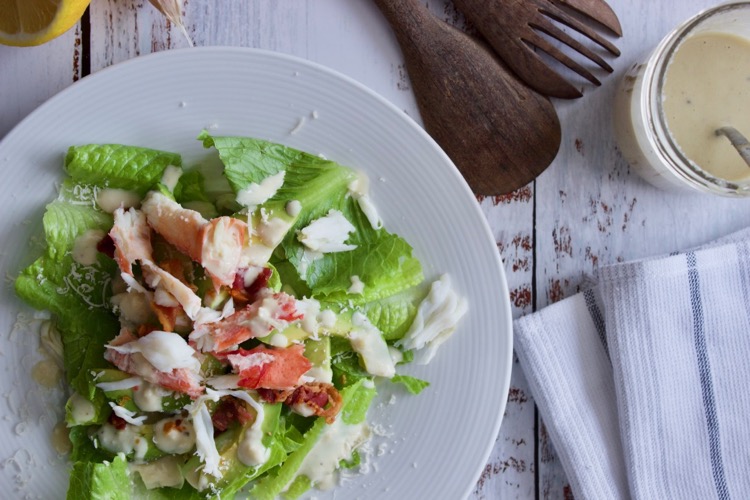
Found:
<box><xmin>662</xmin><ymin>32</ymin><xmax>750</xmax><ymax>182</ymax></box>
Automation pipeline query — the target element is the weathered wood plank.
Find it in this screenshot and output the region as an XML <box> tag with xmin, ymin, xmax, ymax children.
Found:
<box><xmin>476</xmin><ymin>190</ymin><xmax>538</xmax><ymax>499</ymax></box>
<box><xmin>0</xmin><ymin>26</ymin><xmax>81</xmax><ymax>138</ymax></box>
<box><xmin>535</xmin><ymin>0</ymin><xmax>750</xmax><ymax>497</ymax></box>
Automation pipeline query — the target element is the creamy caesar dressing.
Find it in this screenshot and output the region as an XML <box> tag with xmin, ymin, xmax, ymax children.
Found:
<box><xmin>663</xmin><ymin>32</ymin><xmax>750</xmax><ymax>181</ymax></box>
<box><xmin>96</xmin><ymin>422</ymin><xmax>149</xmax><ymax>460</ymax></box>
<box><xmin>68</xmin><ymin>392</ymin><xmax>97</xmax><ymax>424</ymax></box>
<box><xmin>71</xmin><ymin>229</ymin><xmax>106</xmax><ymax>266</ymax></box>
<box><xmin>153</xmin><ymin>416</ymin><xmax>196</xmax><ymax>454</ymax></box>
<box><xmin>31</xmin><ymin>359</ymin><xmax>62</xmax><ymax>388</ymax></box>
<box><xmin>294</xmin><ymin>418</ymin><xmax>371</xmax><ymax>491</ymax></box>
<box><xmin>111</xmin><ymin>291</ymin><xmax>154</xmax><ymax>326</ymax></box>
<box><xmin>236</xmin><ymin>171</ymin><xmax>285</xmax><ymax>209</ymax></box>
<box><xmin>347</xmin><ymin>172</ymin><xmax>382</xmax><ymax>230</ymax></box>
<box><xmin>297</xmin><ymin>298</ymin><xmax>323</xmax><ymax>337</ymax></box>
<box><xmin>133</xmin><ymin>380</ymin><xmax>171</xmax><ymax>412</ymax></box>
<box><xmin>318</xmin><ymin>309</ymin><xmax>337</xmax><ymax>329</ymax></box>
<box><xmin>348</xmin><ymin>312</ymin><xmax>395</xmax><ymax>378</ymax></box>
<box><xmin>256</xmin><ymin>216</ymin><xmax>291</xmax><ymax>248</ymax></box>
<box><xmin>236</xmin><ymin>407</ymin><xmax>269</xmax><ymax>467</ymax></box>
<box><xmin>39</xmin><ymin>320</ymin><xmax>64</xmax><ymax>367</ymax></box>
<box><xmin>51</xmin><ymin>421</ymin><xmax>72</xmax><ymax>455</ymax></box>
<box><xmin>160</xmin><ymin>165</ymin><xmax>183</xmax><ymax>192</ymax></box>
<box><xmin>305</xmin><ymin>365</ymin><xmax>333</xmax><ymax>384</ymax></box>
<box><xmin>268</xmin><ymin>332</ymin><xmax>291</xmax><ymax>347</ymax></box>
<box><xmin>285</xmin><ymin>199</ymin><xmax>302</xmax><ymax>217</ymax></box>
<box><xmin>96</xmin><ymin>188</ymin><xmax>141</xmax><ymax>213</ymax></box>
<box><xmin>347</xmin><ymin>275</ymin><xmax>364</xmax><ymax>295</ymax></box>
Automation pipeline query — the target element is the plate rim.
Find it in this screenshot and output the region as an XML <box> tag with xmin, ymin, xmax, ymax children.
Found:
<box><xmin>0</xmin><ymin>46</ymin><xmax>513</xmax><ymax>499</ymax></box>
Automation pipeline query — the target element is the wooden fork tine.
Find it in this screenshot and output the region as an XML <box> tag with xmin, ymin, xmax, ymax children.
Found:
<box><xmin>525</xmin><ymin>31</ymin><xmax>602</xmax><ymax>86</ymax></box>
<box><xmin>541</xmin><ymin>5</ymin><xmax>621</xmax><ymax>56</ymax></box>
<box><xmin>531</xmin><ymin>16</ymin><xmax>613</xmax><ymax>72</ymax></box>
<box><xmin>552</xmin><ymin>0</ymin><xmax>623</xmax><ymax>37</ymax></box>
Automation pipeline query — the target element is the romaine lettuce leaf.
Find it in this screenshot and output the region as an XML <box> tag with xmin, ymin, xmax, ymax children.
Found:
<box><xmin>174</xmin><ymin>169</ymin><xmax>211</xmax><ymax>204</ymax></box>
<box><xmin>64</xmin><ymin>144</ymin><xmax>181</xmax><ymax>195</ymax></box>
<box><xmin>249</xmin><ymin>379</ymin><xmax>375</xmax><ymax>500</ymax></box>
<box><xmin>16</xmin><ymin>181</ymin><xmax>121</xmax><ymax>423</ymax></box>
<box><xmin>391</xmin><ymin>374</ymin><xmax>430</xmax><ymax>395</ymax></box>
<box><xmin>182</xmin><ymin>402</ymin><xmax>285</xmax><ymax>499</ymax></box>
<box><xmin>67</xmin><ymin>453</ymin><xmax>130</xmax><ymax>500</ymax></box>
<box><xmin>199</xmin><ymin>132</ymin><xmax>423</xmax><ymax>304</ymax></box>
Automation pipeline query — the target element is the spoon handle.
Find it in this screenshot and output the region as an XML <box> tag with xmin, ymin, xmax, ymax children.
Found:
<box><xmin>372</xmin><ymin>0</ymin><xmax>433</xmax><ymax>46</ymax></box>
<box><xmin>371</xmin><ymin>0</ymin><xmax>562</xmax><ymax>194</ymax></box>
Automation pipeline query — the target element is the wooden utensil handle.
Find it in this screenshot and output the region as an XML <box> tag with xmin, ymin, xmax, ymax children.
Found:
<box><xmin>372</xmin><ymin>0</ymin><xmax>430</xmax><ymax>40</ymax></box>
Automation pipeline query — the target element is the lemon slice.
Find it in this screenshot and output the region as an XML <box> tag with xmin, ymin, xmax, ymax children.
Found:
<box><xmin>0</xmin><ymin>0</ymin><xmax>91</xmax><ymax>47</ymax></box>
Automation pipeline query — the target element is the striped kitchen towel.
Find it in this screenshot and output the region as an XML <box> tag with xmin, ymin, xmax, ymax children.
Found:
<box><xmin>514</xmin><ymin>228</ymin><xmax>750</xmax><ymax>500</ymax></box>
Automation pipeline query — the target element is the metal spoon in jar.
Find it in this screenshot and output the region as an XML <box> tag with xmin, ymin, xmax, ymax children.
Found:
<box><xmin>716</xmin><ymin>126</ymin><xmax>750</xmax><ymax>167</ymax></box>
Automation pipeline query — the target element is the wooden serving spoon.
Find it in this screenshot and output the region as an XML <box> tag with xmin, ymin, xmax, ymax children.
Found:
<box><xmin>373</xmin><ymin>0</ymin><xmax>561</xmax><ymax>195</ymax></box>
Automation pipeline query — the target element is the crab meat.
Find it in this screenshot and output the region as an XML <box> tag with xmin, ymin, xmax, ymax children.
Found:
<box><xmin>189</xmin><ymin>292</ymin><xmax>302</xmax><ymax>353</ymax></box>
<box><xmin>143</xmin><ymin>264</ymin><xmax>203</xmax><ymax>320</ymax></box>
<box><xmin>226</xmin><ymin>344</ymin><xmax>312</xmax><ymax>390</ymax></box>
<box><xmin>109</xmin><ymin>208</ymin><xmax>154</xmax><ymax>276</ymax></box>
<box><xmin>104</xmin><ymin>329</ymin><xmax>203</xmax><ymax>398</ymax></box>
<box><xmin>141</xmin><ymin>191</ymin><xmax>248</xmax><ymax>287</ymax></box>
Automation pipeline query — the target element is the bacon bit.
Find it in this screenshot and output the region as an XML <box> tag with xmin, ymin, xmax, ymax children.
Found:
<box><xmin>245</xmin><ymin>268</ymin><xmax>272</xmax><ymax>299</ymax></box>
<box><xmin>160</xmin><ymin>258</ymin><xmax>190</xmax><ymax>285</ymax></box>
<box><xmin>229</xmin><ymin>344</ymin><xmax>311</xmax><ymax>390</ymax></box>
<box><xmin>256</xmin><ymin>388</ymin><xmax>291</xmax><ymax>404</ymax></box>
<box><xmin>164</xmin><ymin>417</ymin><xmax>188</xmax><ymax>434</ymax></box>
<box><xmin>211</xmin><ymin>397</ymin><xmax>256</xmax><ymax>433</ymax></box>
<box><xmin>152</xmin><ymin>303</ymin><xmax>180</xmax><ymax>332</ymax></box>
<box><xmin>97</xmin><ymin>234</ymin><xmax>116</xmax><ymax>258</ymax></box>
<box><xmin>230</xmin><ymin>267</ymin><xmax>273</xmax><ymax>306</ymax></box>
<box><xmin>108</xmin><ymin>412</ymin><xmax>128</xmax><ymax>431</ymax></box>
<box><xmin>137</xmin><ymin>324</ymin><xmax>159</xmax><ymax>337</ymax></box>
<box><xmin>259</xmin><ymin>382</ymin><xmax>343</xmax><ymax>424</ymax></box>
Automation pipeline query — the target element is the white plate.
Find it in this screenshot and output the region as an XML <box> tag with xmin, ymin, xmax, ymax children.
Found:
<box><xmin>0</xmin><ymin>47</ymin><xmax>512</xmax><ymax>499</ymax></box>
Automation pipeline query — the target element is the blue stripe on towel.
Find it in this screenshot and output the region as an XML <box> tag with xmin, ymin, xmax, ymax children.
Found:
<box><xmin>737</xmin><ymin>241</ymin><xmax>750</xmax><ymax>320</ymax></box>
<box><xmin>583</xmin><ymin>288</ymin><xmax>609</xmax><ymax>358</ymax></box>
<box><xmin>686</xmin><ymin>251</ymin><xmax>730</xmax><ymax>500</ymax></box>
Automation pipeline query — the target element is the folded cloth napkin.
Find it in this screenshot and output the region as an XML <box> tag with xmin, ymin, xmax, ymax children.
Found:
<box><xmin>515</xmin><ymin>228</ymin><xmax>750</xmax><ymax>500</ymax></box>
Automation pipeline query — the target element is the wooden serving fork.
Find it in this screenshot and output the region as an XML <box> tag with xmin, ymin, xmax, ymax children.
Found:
<box><xmin>451</xmin><ymin>0</ymin><xmax>623</xmax><ymax>99</ymax></box>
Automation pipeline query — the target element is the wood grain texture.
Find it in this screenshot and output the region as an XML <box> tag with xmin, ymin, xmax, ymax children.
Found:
<box><xmin>372</xmin><ymin>0</ymin><xmax>561</xmax><ymax>195</ymax></box>
<box><xmin>535</xmin><ymin>0</ymin><xmax>750</xmax><ymax>496</ymax></box>
<box><xmin>0</xmin><ymin>26</ymin><xmax>81</xmax><ymax>138</ymax></box>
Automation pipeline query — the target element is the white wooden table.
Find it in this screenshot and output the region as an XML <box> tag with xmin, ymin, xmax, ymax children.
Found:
<box><xmin>2</xmin><ymin>0</ymin><xmax>749</xmax><ymax>498</ymax></box>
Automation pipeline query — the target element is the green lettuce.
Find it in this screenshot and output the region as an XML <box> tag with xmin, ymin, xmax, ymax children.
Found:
<box><xmin>249</xmin><ymin>379</ymin><xmax>376</xmax><ymax>500</ymax></box>
<box><xmin>15</xmin><ymin>196</ymin><xmax>119</xmax><ymax>416</ymax></box>
<box><xmin>391</xmin><ymin>374</ymin><xmax>430</xmax><ymax>395</ymax></box>
<box><xmin>199</xmin><ymin>132</ymin><xmax>423</xmax><ymax>304</ymax></box>
<box><xmin>67</xmin><ymin>453</ymin><xmax>130</xmax><ymax>500</ymax></box>
<box><xmin>64</xmin><ymin>144</ymin><xmax>181</xmax><ymax>195</ymax></box>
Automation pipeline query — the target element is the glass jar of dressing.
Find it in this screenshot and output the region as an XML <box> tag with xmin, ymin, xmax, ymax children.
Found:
<box><xmin>613</xmin><ymin>2</ymin><xmax>750</xmax><ymax>196</ymax></box>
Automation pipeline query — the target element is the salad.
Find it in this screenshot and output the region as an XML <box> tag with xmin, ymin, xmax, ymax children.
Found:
<box><xmin>14</xmin><ymin>132</ymin><xmax>467</xmax><ymax>499</ymax></box>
